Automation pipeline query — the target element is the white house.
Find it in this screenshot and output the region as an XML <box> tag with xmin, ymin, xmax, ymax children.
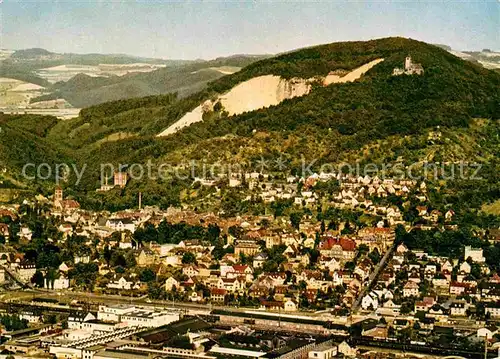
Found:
<box><xmin>465</xmin><ymin>246</ymin><xmax>485</xmax><ymax>263</ymax></box>
<box><xmin>284</xmin><ymin>299</ymin><xmax>297</xmax><ymax>312</ymax></box>
<box><xmin>120</xmin><ymin>308</ymin><xmax>179</xmax><ymax>327</ymax></box>
<box><xmin>253</xmin><ymin>253</ymin><xmax>268</xmax><ymax>268</ymax></box>
<box><xmin>337</xmin><ymin>341</ymin><xmax>357</xmax><ymax>357</ymax></box>
<box><xmin>218</xmin><ymin>278</ymin><xmax>243</xmax><ymax>293</ymax></box>
<box><xmin>458</xmin><ymin>262</ymin><xmax>471</xmax><ymax>275</ymax></box>
<box><xmin>97</xmin><ymin>304</ymin><xmax>135</xmax><ymax>322</ymax></box>
<box><xmin>449</xmin><ymin>301</ymin><xmax>468</xmax><ymax>317</ymax></box>
<box><xmin>19</xmin><ymin>312</ymin><xmax>41</xmax><ymax>324</ymax></box>
<box><xmin>17</xmin><ymin>264</ymin><xmax>36</xmax><ymax>282</ymax></box>
<box><xmin>119</xmin><ymin>238</ymin><xmax>133</xmax><ymax>249</ymax></box>
<box><xmin>477</xmin><ymin>325</ymin><xmax>498</xmax><ymax>339</ymax></box>
<box><xmin>165</xmin><ymin>277</ymin><xmax>179</xmax><ymax>291</ymax></box>
<box><xmin>19</xmin><ymin>227</ymin><xmax>32</xmax><ymax>240</ymax></box>
<box><xmin>486</xmin><ymin>303</ymin><xmax>500</xmax><ymax>318</ymax></box>
<box><xmin>45</xmin><ymin>273</ymin><xmax>70</xmax><ymax>290</ymax></box>
<box><xmin>323</xmin><ymin>258</ymin><xmax>341</xmax><ymax>272</ymax></box>
<box><xmin>74</xmin><ymin>254</ymin><xmax>90</xmax><ymax>264</ymax></box>
<box><xmin>68</xmin><ymin>312</ymin><xmax>96</xmax><ymax>330</ymax></box>
<box><xmin>107</xmin><ymin>276</ymin><xmax>138</xmax><ymax>290</ymax></box>
<box><xmin>188</xmin><ymin>291</ymin><xmax>203</xmax><ymax>302</ymax></box>
<box><xmin>308</xmin><ymin>345</ymin><xmax>337</xmax><ymax>359</ymax></box>
<box><xmin>59</xmin><ymin>262</ymin><xmax>70</xmax><ymax>272</ymax></box>
<box><xmin>105</xmin><ymin>218</ymin><xmax>136</xmax><ymax>233</ymax></box>
<box><xmin>361</xmin><ymin>293</ymin><xmax>379</xmax><ymax>310</ymax></box>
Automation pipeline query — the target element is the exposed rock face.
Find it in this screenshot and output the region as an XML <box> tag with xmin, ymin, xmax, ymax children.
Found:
<box><xmin>276</xmin><ymin>77</ymin><xmax>312</xmax><ymax>103</ymax></box>
<box><xmin>158</xmin><ymin>76</ymin><xmax>312</xmax><ymax>136</ymax></box>
<box><xmin>157</xmin><ymin>58</ymin><xmax>384</xmax><ymax>137</ymax></box>
<box><xmin>219</xmin><ymin>75</ymin><xmax>312</xmax><ymax>116</ymax></box>
<box><xmin>202</xmin><ymin>99</ymin><xmax>214</xmax><ymax>113</ymax></box>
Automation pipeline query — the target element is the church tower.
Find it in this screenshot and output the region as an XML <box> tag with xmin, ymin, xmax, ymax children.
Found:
<box><xmin>54</xmin><ymin>186</ymin><xmax>63</xmax><ymax>203</ymax></box>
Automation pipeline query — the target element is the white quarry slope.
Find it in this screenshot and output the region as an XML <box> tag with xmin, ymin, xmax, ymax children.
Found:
<box><xmin>219</xmin><ymin>75</ymin><xmax>311</xmax><ymax>116</ymax></box>
<box><xmin>157</xmin><ymin>58</ymin><xmax>383</xmax><ymax>137</ymax></box>
<box><xmin>160</xmin><ymin>105</ymin><xmax>204</xmax><ymax>137</ymax></box>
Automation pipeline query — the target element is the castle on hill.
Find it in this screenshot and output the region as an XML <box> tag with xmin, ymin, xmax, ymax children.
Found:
<box><xmin>97</xmin><ymin>171</ymin><xmax>128</xmax><ymax>192</ymax></box>
<box><xmin>393</xmin><ymin>55</ymin><xmax>424</xmax><ymax>76</ymax></box>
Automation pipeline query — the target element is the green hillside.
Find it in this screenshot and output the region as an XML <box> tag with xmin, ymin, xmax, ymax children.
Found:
<box><xmin>0</xmin><ymin>114</ymin><xmax>71</xmax><ymax>186</ymax></box>
<box><xmin>0</xmin><ymin>62</ymin><xmax>52</xmax><ymax>87</ymax></box>
<box><xmin>40</xmin><ymin>65</ymin><xmax>224</xmax><ymax>108</ymax></box>
<box><xmin>1</xmin><ymin>37</ymin><xmax>499</xmax><ymax>211</ymax></box>
<box><xmin>47</xmin><ymin>93</ymin><xmax>181</xmax><ymax>148</ymax></box>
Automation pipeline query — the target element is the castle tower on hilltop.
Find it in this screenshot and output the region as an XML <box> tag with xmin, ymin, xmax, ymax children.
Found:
<box><xmin>54</xmin><ymin>186</ymin><xmax>63</xmax><ymax>203</ymax></box>
<box><xmin>393</xmin><ymin>55</ymin><xmax>424</xmax><ymax>76</ymax></box>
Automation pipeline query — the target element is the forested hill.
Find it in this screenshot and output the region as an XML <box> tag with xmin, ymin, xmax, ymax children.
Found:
<box><xmin>1</xmin><ymin>37</ymin><xmax>499</xmax><ymax>210</ymax></box>
<box><xmin>0</xmin><ymin>114</ymin><xmax>72</xmax><ymax>185</ymax></box>
<box><xmin>140</xmin><ymin>37</ymin><xmax>499</xmax><ymax>140</ymax></box>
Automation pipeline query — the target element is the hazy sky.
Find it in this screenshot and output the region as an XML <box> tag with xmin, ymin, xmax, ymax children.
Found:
<box><xmin>2</xmin><ymin>1</ymin><xmax>499</xmax><ymax>59</ymax></box>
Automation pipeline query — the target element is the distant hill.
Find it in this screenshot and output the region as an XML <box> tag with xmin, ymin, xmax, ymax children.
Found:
<box><xmin>11</xmin><ymin>48</ymin><xmax>54</xmax><ymax>59</ymax></box>
<box><xmin>151</xmin><ymin>37</ymin><xmax>499</xmax><ymax>139</ymax></box>
<box><xmin>462</xmin><ymin>50</ymin><xmax>500</xmax><ymax>70</ymax></box>
<box><xmin>0</xmin><ymin>62</ymin><xmax>52</xmax><ymax>87</ymax></box>
<box><xmin>434</xmin><ymin>43</ymin><xmax>500</xmax><ymax>70</ymax></box>
<box><xmin>2</xmin><ymin>49</ymin><xmax>269</xmax><ymax>108</ymax></box>
<box><xmin>1</xmin><ymin>49</ymin><xmax>258</xmax><ymax>106</ymax></box>
<box><xmin>10</xmin><ymin>47</ymin><xmax>189</xmax><ymax>65</ymax></box>
<box><xmin>29</xmin><ymin>55</ymin><xmax>269</xmax><ymax>108</ymax></box>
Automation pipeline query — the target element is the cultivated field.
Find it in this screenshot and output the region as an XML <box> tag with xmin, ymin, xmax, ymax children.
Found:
<box><xmin>0</xmin><ymin>77</ymin><xmax>45</xmax><ymax>108</ymax></box>
<box><xmin>36</xmin><ymin>63</ymin><xmax>168</xmax><ymax>83</ymax></box>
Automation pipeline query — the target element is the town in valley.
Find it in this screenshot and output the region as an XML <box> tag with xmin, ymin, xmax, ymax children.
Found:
<box><xmin>1</xmin><ymin>1</ymin><xmax>500</xmax><ymax>358</ymax></box>
<box><xmin>0</xmin><ymin>163</ymin><xmax>499</xmax><ymax>359</ymax></box>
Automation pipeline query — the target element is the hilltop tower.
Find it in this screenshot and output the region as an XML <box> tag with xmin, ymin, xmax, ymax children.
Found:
<box><xmin>405</xmin><ymin>56</ymin><xmax>412</xmax><ymax>71</ymax></box>
<box><xmin>393</xmin><ymin>55</ymin><xmax>424</xmax><ymax>76</ymax></box>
